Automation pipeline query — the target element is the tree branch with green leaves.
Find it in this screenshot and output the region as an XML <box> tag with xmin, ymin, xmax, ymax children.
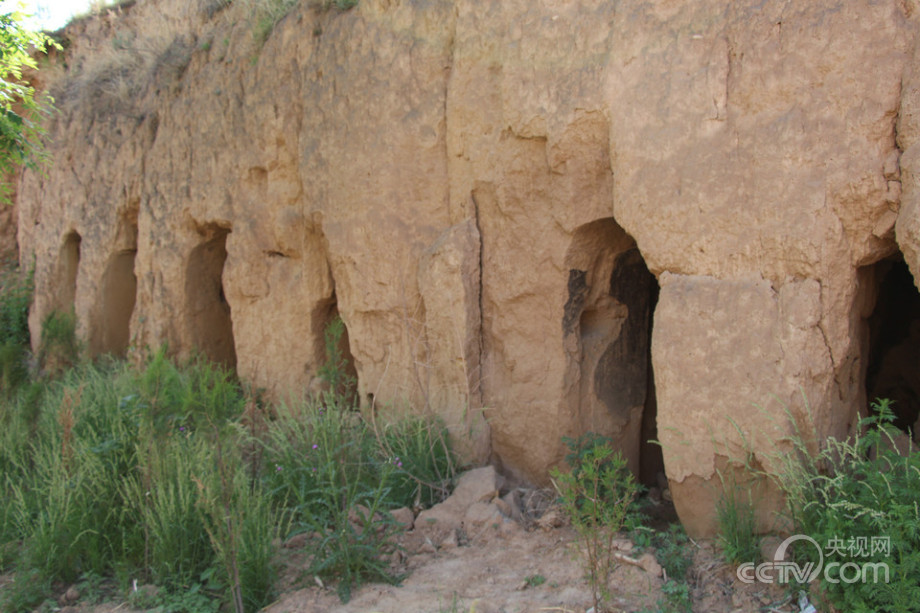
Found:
<box><xmin>0</xmin><ymin>1</ymin><xmax>60</xmax><ymax>202</ymax></box>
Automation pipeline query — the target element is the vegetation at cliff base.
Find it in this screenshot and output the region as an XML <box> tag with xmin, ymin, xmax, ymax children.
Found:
<box><xmin>772</xmin><ymin>399</ymin><xmax>920</xmax><ymax>613</ymax></box>
<box><xmin>0</xmin><ymin>312</ymin><xmax>454</xmax><ymax>611</ymax></box>
<box><xmin>550</xmin><ymin>433</ymin><xmax>639</xmax><ymax>613</ymax></box>
<box><xmin>0</xmin><ymin>262</ymin><xmax>32</xmax><ymax>392</ymax></box>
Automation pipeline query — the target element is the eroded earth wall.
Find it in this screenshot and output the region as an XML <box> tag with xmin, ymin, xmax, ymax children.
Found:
<box><xmin>16</xmin><ymin>0</ymin><xmax>920</xmax><ymax>536</ymax></box>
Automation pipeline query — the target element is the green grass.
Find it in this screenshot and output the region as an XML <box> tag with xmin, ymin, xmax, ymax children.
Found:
<box><xmin>0</xmin><ymin>321</ymin><xmax>454</xmax><ymax>611</ymax></box>
<box><xmin>772</xmin><ymin>398</ymin><xmax>920</xmax><ymax>612</ymax></box>
<box><xmin>242</xmin><ymin>0</ymin><xmax>360</xmax><ymax>46</ymax></box>
<box><xmin>715</xmin><ymin>485</ymin><xmax>759</xmax><ymax>566</ymax></box>
<box><xmin>247</xmin><ymin>0</ymin><xmax>300</xmax><ymax>45</ymax></box>
<box><xmin>37</xmin><ymin>309</ymin><xmax>80</xmax><ymax>375</ymax></box>
<box><xmin>0</xmin><ymin>271</ymin><xmax>452</xmax><ymax>610</ymax></box>
<box><xmin>262</xmin><ymin>395</ymin><xmax>453</xmax><ymax>602</ymax></box>
<box><xmin>523</xmin><ymin>574</ymin><xmax>546</xmax><ymax>587</ymax></box>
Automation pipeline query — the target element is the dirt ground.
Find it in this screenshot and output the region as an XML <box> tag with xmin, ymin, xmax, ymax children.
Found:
<box><xmin>2</xmin><ymin>507</ymin><xmax>804</xmax><ymax>613</ymax></box>
<box><xmin>258</xmin><ymin>524</ymin><xmax>799</xmax><ymax>613</ymax></box>
<box><xmin>0</xmin><ymin>468</ymin><xmax>802</xmax><ymax>613</ymax></box>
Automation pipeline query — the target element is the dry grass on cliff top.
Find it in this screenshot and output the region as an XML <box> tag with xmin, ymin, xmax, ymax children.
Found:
<box><xmin>43</xmin><ymin>0</ymin><xmax>359</xmax><ymax>116</ymax></box>
<box><xmin>45</xmin><ymin>1</ymin><xmax>196</xmax><ymax>116</ymax></box>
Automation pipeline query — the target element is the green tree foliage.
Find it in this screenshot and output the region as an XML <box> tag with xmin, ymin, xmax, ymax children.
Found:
<box><xmin>0</xmin><ymin>2</ymin><xmax>58</xmax><ymax>200</ymax></box>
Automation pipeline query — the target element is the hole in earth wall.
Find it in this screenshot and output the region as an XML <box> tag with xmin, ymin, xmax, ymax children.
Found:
<box><xmin>186</xmin><ymin>225</ymin><xmax>236</xmax><ymax>369</ymax></box>
<box><xmin>311</xmin><ymin>291</ymin><xmax>358</xmax><ymax>405</ymax></box>
<box><xmin>98</xmin><ymin>249</ymin><xmax>137</xmax><ymax>357</ymax></box>
<box><xmin>59</xmin><ymin>231</ymin><xmax>82</xmax><ymax>312</ymax></box>
<box><xmin>563</xmin><ymin>218</ymin><xmax>662</xmax><ymax>486</ymax></box>
<box><xmin>865</xmin><ymin>254</ymin><xmax>920</xmax><ymax>434</ymax></box>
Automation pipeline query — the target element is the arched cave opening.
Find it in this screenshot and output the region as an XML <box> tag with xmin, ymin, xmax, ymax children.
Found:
<box><xmin>186</xmin><ymin>226</ymin><xmax>236</xmax><ymax>369</ymax></box>
<box><xmin>865</xmin><ymin>254</ymin><xmax>920</xmax><ymax>435</ymax></box>
<box><xmin>563</xmin><ymin>218</ymin><xmax>662</xmax><ymax>487</ymax></box>
<box><xmin>97</xmin><ymin>249</ymin><xmax>137</xmax><ymax>357</ymax></box>
<box><xmin>311</xmin><ymin>291</ymin><xmax>358</xmax><ymax>406</ymax></box>
<box><xmin>59</xmin><ymin>231</ymin><xmax>82</xmax><ymax>312</ymax></box>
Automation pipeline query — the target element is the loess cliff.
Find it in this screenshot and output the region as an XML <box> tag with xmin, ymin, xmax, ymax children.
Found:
<box><xmin>14</xmin><ymin>0</ymin><xmax>920</xmax><ymax>536</ymax></box>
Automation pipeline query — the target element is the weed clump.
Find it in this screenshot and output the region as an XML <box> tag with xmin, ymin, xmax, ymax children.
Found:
<box><xmin>774</xmin><ymin>398</ymin><xmax>920</xmax><ymax>612</ymax></box>
<box><xmin>0</xmin><ymin>275</ymin><xmax>450</xmax><ymax>609</ymax></box>
<box><xmin>0</xmin><ymin>264</ymin><xmax>33</xmax><ymax>393</ymax></box>
<box><xmin>244</xmin><ymin>0</ymin><xmax>359</xmax><ymax>47</ymax></box>
<box><xmin>0</xmin><ymin>264</ymin><xmax>32</xmax><ymax>347</ymax></box>
<box><xmin>263</xmin><ymin>318</ymin><xmax>453</xmax><ymax>601</ymax></box>
<box><xmin>38</xmin><ymin>309</ymin><xmax>80</xmax><ymax>375</ymax></box>
<box><xmin>715</xmin><ymin>483</ymin><xmax>759</xmax><ymax>566</ymax></box>
<box><xmin>0</xmin><ymin>319</ymin><xmax>454</xmax><ymax>610</ymax></box>
<box><xmin>550</xmin><ymin>433</ymin><xmax>639</xmax><ymax>613</ymax></box>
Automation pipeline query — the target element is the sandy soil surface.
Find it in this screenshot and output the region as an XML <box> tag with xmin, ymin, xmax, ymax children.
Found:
<box><xmin>3</xmin><ymin>522</ymin><xmax>801</xmax><ymax>613</ymax></box>
<box><xmin>1</xmin><ymin>486</ymin><xmax>803</xmax><ymax>613</ymax></box>
<box><xmin>259</xmin><ymin>524</ymin><xmax>799</xmax><ymax>613</ymax></box>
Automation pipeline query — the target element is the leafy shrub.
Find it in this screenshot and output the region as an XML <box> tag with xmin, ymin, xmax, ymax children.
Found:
<box><xmin>635</xmin><ymin>525</ymin><xmax>694</xmax><ymax>612</ymax></box>
<box><xmin>774</xmin><ymin>399</ymin><xmax>920</xmax><ymax>612</ymax></box>
<box><xmin>0</xmin><ymin>265</ymin><xmax>33</xmax><ymax>393</ymax></box>
<box><xmin>0</xmin><ymin>340</ymin><xmax>28</xmax><ymax>393</ymax></box>
<box><xmin>0</xmin><ymin>567</ymin><xmax>53</xmax><ymax>612</ymax></box>
<box><xmin>0</xmin><ymin>8</ymin><xmax>59</xmax><ymax>201</ymax></box>
<box><xmin>551</xmin><ymin>433</ymin><xmax>639</xmax><ymax>613</ymax></box>
<box><xmin>561</xmin><ymin>432</ymin><xmax>644</xmax><ymax>517</ymax></box>
<box><xmin>658</xmin><ymin>579</ymin><xmax>692</xmax><ymax>613</ymax></box>
<box><xmin>0</xmin><ymin>264</ymin><xmax>32</xmax><ymax>347</ymax></box>
<box><xmin>653</xmin><ymin>524</ymin><xmax>693</xmax><ymax>582</ymax></box>
<box><xmin>127</xmin><ymin>579</ymin><xmax>220</xmax><ymax>613</ymax></box>
<box><xmin>306</xmin><ymin>461</ymin><xmax>402</xmax><ymax>603</ymax></box>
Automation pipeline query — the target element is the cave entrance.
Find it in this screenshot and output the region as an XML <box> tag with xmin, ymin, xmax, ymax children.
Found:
<box><xmin>97</xmin><ymin>249</ymin><xmax>137</xmax><ymax>357</ymax></box>
<box><xmin>865</xmin><ymin>254</ymin><xmax>920</xmax><ymax>435</ymax></box>
<box><xmin>59</xmin><ymin>231</ymin><xmax>82</xmax><ymax>312</ymax></box>
<box><xmin>186</xmin><ymin>226</ymin><xmax>236</xmax><ymax>369</ymax></box>
<box><xmin>563</xmin><ymin>218</ymin><xmax>662</xmax><ymax>486</ymax></box>
<box><xmin>311</xmin><ymin>292</ymin><xmax>358</xmax><ymax>406</ymax></box>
